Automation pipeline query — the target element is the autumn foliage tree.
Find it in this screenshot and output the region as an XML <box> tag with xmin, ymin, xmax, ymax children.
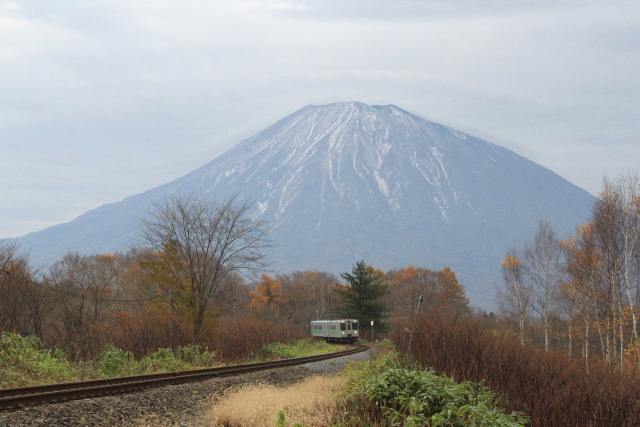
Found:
<box><xmin>560</xmin><ymin>223</ymin><xmax>602</xmax><ymax>368</ymax></box>
<box><xmin>122</xmin><ymin>246</ymin><xmax>194</xmax><ymax>349</ymax></box>
<box><xmin>249</xmin><ymin>274</ymin><xmax>288</xmax><ymax>310</ymax></box>
<box><xmin>384</xmin><ymin>265</ymin><xmax>469</xmax><ymax>323</ymax></box>
<box><xmin>496</xmin><ymin>173</ymin><xmax>640</xmax><ymax>369</ymax></box>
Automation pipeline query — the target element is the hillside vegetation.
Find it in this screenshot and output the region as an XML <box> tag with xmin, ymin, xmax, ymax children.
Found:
<box><xmin>395</xmin><ymin>314</ymin><xmax>640</xmax><ymax>426</ymax></box>
<box><xmin>335</xmin><ymin>351</ymin><xmax>527</xmax><ymax>426</ymax></box>
<box><xmin>0</xmin><ymin>332</ymin><xmax>339</xmax><ymax>388</ymax></box>
<box><xmin>210</xmin><ymin>349</ymin><xmax>527</xmax><ymax>426</ymax></box>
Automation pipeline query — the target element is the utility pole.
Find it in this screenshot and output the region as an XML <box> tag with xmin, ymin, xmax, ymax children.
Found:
<box><xmin>169</xmin><ymin>288</ymin><xmax>173</xmax><ymax>348</ymax></box>
<box><xmin>370</xmin><ymin>320</ymin><xmax>374</xmax><ymax>366</ymax></box>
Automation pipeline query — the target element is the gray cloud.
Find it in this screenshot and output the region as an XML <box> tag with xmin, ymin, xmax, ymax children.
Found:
<box><xmin>1</xmin><ymin>0</ymin><xmax>639</xmax><ymax>238</ymax></box>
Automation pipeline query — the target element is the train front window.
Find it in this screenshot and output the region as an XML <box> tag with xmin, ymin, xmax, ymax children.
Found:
<box><xmin>340</xmin><ymin>323</ymin><xmax>347</xmax><ymax>331</ymax></box>
<box><xmin>352</xmin><ymin>322</ymin><xmax>359</xmax><ymax>330</ymax></box>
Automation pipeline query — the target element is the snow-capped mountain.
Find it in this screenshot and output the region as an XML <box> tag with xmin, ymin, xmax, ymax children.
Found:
<box><xmin>16</xmin><ymin>102</ymin><xmax>594</xmax><ymax>307</ymax></box>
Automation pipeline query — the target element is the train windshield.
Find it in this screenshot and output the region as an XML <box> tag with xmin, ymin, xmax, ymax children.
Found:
<box><xmin>340</xmin><ymin>323</ymin><xmax>347</xmax><ymax>331</ymax></box>
<box><xmin>352</xmin><ymin>321</ymin><xmax>359</xmax><ymax>330</ymax></box>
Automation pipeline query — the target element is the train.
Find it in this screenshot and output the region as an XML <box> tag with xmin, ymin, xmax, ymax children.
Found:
<box><xmin>310</xmin><ymin>319</ymin><xmax>359</xmax><ymax>343</ymax></box>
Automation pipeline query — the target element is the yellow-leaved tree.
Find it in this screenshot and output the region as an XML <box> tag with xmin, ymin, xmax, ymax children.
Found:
<box><xmin>249</xmin><ymin>274</ymin><xmax>288</xmax><ymax>310</ymax></box>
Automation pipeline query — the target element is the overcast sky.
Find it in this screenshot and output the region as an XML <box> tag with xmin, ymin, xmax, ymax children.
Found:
<box><xmin>1</xmin><ymin>0</ymin><xmax>639</xmax><ymax>239</ymax></box>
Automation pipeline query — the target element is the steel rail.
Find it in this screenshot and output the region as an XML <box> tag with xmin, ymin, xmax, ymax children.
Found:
<box><xmin>0</xmin><ymin>344</ymin><xmax>367</xmax><ymax>410</ymax></box>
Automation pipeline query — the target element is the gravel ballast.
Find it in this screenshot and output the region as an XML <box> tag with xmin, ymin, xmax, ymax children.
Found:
<box><xmin>0</xmin><ymin>349</ymin><xmax>372</xmax><ymax>426</ymax></box>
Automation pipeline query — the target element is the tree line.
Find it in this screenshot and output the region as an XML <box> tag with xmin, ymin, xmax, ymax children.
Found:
<box><xmin>0</xmin><ymin>195</ymin><xmax>470</xmax><ymax>361</ymax></box>
<box><xmin>497</xmin><ymin>174</ymin><xmax>640</xmax><ymax>370</ymax></box>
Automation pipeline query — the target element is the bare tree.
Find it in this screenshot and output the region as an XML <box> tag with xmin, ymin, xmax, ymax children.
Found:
<box><xmin>0</xmin><ymin>240</ymin><xmax>29</xmax><ymax>334</ymax></box>
<box><xmin>279</xmin><ymin>270</ymin><xmax>339</xmax><ymax>329</ymax></box>
<box><xmin>497</xmin><ymin>248</ymin><xmax>532</xmax><ymax>348</ymax></box>
<box><xmin>0</xmin><ymin>240</ymin><xmax>57</xmax><ymax>341</ymax></box>
<box><xmin>524</xmin><ymin>220</ymin><xmax>564</xmax><ymax>352</ymax></box>
<box><xmin>586</xmin><ymin>174</ymin><xmax>640</xmax><ymax>368</ymax></box>
<box><xmin>137</xmin><ymin>195</ymin><xmax>269</xmax><ymax>342</ymax></box>
<box><xmin>592</xmin><ymin>189</ymin><xmax>626</xmax><ymax>367</ymax></box>
<box><xmin>44</xmin><ymin>253</ymin><xmax>120</xmax><ymax>360</ymax></box>
<box><xmin>602</xmin><ymin>175</ymin><xmax>640</xmax><ymax>343</ymax></box>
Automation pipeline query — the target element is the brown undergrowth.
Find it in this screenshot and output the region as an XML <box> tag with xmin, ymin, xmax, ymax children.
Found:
<box><xmin>212</xmin><ymin>315</ymin><xmax>306</xmax><ymax>362</ymax></box>
<box><xmin>393</xmin><ymin>314</ymin><xmax>640</xmax><ymax>426</ymax></box>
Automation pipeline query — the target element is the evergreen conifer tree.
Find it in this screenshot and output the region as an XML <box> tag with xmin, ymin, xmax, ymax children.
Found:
<box><xmin>336</xmin><ymin>260</ymin><xmax>390</xmax><ymax>333</ymax></box>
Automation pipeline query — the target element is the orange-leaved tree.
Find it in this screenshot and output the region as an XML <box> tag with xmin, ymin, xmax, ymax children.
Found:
<box><xmin>385</xmin><ymin>265</ymin><xmax>470</xmax><ymax>323</ymax></box>
<box><xmin>249</xmin><ymin>274</ymin><xmax>288</xmax><ymax>310</ymax></box>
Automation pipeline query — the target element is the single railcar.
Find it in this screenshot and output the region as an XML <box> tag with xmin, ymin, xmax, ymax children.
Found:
<box><xmin>310</xmin><ymin>319</ymin><xmax>359</xmax><ymax>343</ymax></box>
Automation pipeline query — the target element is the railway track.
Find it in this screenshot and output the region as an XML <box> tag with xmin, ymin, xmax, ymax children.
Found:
<box><xmin>0</xmin><ymin>344</ymin><xmax>367</xmax><ymax>410</ymax></box>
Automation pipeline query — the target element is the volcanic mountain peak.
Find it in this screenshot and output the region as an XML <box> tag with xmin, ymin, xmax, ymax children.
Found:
<box><xmin>176</xmin><ymin>101</ymin><xmax>493</xmax><ymax>226</ymax></box>
<box><xmin>16</xmin><ymin>102</ymin><xmax>594</xmax><ymax>307</ymax></box>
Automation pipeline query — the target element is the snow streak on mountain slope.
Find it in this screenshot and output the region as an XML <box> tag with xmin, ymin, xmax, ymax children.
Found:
<box><xmin>16</xmin><ymin>102</ymin><xmax>594</xmax><ymax>308</ymax></box>
<box><xmin>177</xmin><ymin>102</ymin><xmax>512</xmax><ymax>226</ymax></box>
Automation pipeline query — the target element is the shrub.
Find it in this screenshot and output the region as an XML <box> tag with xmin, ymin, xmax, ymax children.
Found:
<box><xmin>395</xmin><ymin>314</ymin><xmax>640</xmax><ymax>426</ymax></box>
<box><xmin>93</xmin><ymin>343</ymin><xmax>135</xmax><ymax>378</ymax></box>
<box><xmin>212</xmin><ymin>315</ymin><xmax>305</xmax><ymax>362</ymax></box>
<box><xmin>362</xmin><ymin>368</ymin><xmax>527</xmax><ymax>426</ymax></box>
<box><xmin>175</xmin><ymin>344</ymin><xmax>216</xmax><ymax>366</ymax></box>
<box><xmin>138</xmin><ymin>347</ymin><xmax>182</xmax><ymax>373</ymax></box>
<box><xmin>0</xmin><ymin>332</ymin><xmax>76</xmax><ymax>387</ymax></box>
<box><xmin>336</xmin><ymin>351</ymin><xmax>526</xmax><ymax>426</ymax></box>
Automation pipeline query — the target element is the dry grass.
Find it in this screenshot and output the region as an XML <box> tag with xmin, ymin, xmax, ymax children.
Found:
<box><xmin>207</xmin><ymin>375</ymin><xmax>348</xmax><ymax>426</ymax></box>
